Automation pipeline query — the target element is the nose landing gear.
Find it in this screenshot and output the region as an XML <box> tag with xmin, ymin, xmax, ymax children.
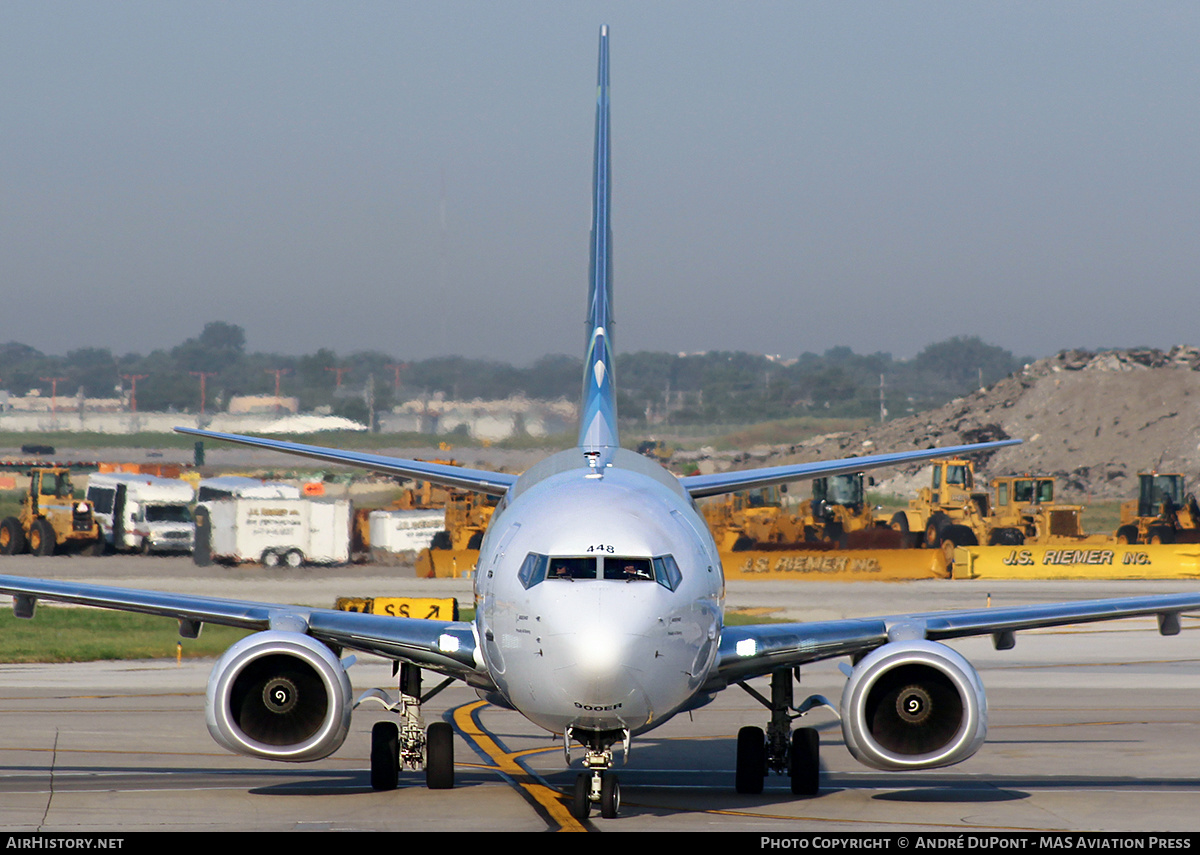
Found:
<box><xmin>565</xmin><ymin>727</ymin><xmax>628</xmax><ymax>819</ymax></box>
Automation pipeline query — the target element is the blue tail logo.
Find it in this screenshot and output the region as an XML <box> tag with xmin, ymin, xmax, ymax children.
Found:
<box><xmin>579</xmin><ymin>25</ymin><xmax>619</xmax><ymax>452</ymax></box>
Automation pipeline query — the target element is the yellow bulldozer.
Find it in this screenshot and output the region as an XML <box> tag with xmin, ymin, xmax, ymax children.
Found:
<box><xmin>0</xmin><ymin>467</ymin><xmax>103</xmax><ymax>556</ymax></box>
<box><xmin>415</xmin><ymin>492</ymin><xmax>500</xmax><ymax>577</ymax></box>
<box><xmin>700</xmin><ymin>474</ymin><xmax>899</xmax><ymax>551</ymax></box>
<box><xmin>1114</xmin><ymin>472</ymin><xmax>1200</xmax><ymax>544</ymax></box>
<box><xmin>889</xmin><ymin>459</ymin><xmax>1093</xmax><ymax>549</ymax></box>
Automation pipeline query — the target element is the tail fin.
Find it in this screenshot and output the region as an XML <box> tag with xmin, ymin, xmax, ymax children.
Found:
<box><xmin>579</xmin><ymin>25</ymin><xmax>619</xmax><ymax>452</ymax></box>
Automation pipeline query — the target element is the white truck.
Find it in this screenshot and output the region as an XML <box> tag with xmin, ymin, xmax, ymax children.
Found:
<box><xmin>85</xmin><ymin>473</ymin><xmax>196</xmax><ymax>554</ymax></box>
<box><xmin>195</xmin><ymin>498</ymin><xmax>351</xmax><ymax>568</ymax></box>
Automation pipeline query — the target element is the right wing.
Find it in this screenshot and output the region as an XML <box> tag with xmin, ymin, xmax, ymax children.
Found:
<box><xmin>679</xmin><ymin>439</ymin><xmax>1020</xmax><ymax>499</ymax></box>
<box><xmin>711</xmin><ymin>591</ymin><xmax>1200</xmax><ymax>685</ymax></box>
<box><xmin>175</xmin><ymin>427</ymin><xmax>517</xmax><ymax>496</ymax></box>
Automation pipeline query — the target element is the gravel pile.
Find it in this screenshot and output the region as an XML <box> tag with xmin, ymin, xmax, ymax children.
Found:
<box><xmin>749</xmin><ymin>346</ymin><xmax>1200</xmax><ymax>501</ymax></box>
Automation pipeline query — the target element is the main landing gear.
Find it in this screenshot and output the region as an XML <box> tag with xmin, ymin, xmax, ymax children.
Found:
<box><xmin>565</xmin><ymin>726</ymin><xmax>629</xmax><ymax>820</ymax></box>
<box><xmin>360</xmin><ymin>662</ymin><xmax>457</xmax><ymax>791</ymax></box>
<box><xmin>735</xmin><ymin>667</ymin><xmax>830</xmax><ymax>797</ymax></box>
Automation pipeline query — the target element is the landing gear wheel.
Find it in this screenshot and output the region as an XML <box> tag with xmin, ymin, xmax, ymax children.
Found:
<box><xmin>789</xmin><ymin>727</ymin><xmax>820</xmax><ymax>796</ymax></box>
<box><xmin>425</xmin><ymin>721</ymin><xmax>454</xmax><ymax>789</ymax></box>
<box><xmin>29</xmin><ymin>519</ymin><xmax>55</xmax><ymax>556</ymax></box>
<box><xmin>735</xmin><ymin>725</ymin><xmax>766</xmax><ymax>794</ymax></box>
<box><xmin>600</xmin><ymin>772</ymin><xmax>620</xmax><ymax>818</ymax></box>
<box><xmin>571</xmin><ymin>773</ymin><xmax>591</xmax><ymax>820</ymax></box>
<box><xmin>370</xmin><ymin>721</ymin><xmax>399</xmax><ymax>791</ymax></box>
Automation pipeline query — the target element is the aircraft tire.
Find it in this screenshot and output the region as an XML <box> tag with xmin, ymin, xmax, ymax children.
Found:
<box><xmin>370</xmin><ymin>721</ymin><xmax>399</xmax><ymax>791</ymax></box>
<box><xmin>789</xmin><ymin>727</ymin><xmax>820</xmax><ymax>796</ymax></box>
<box><xmin>735</xmin><ymin>725</ymin><xmax>766</xmax><ymax>794</ymax></box>
<box><xmin>600</xmin><ymin>772</ymin><xmax>620</xmax><ymax>818</ymax></box>
<box><xmin>571</xmin><ymin>773</ymin><xmax>591</xmax><ymax>820</ymax></box>
<box><xmin>425</xmin><ymin>721</ymin><xmax>454</xmax><ymax>790</ymax></box>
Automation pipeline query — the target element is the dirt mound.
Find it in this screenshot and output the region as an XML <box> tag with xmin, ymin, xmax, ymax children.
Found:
<box><xmin>758</xmin><ymin>346</ymin><xmax>1200</xmax><ymax>501</ymax></box>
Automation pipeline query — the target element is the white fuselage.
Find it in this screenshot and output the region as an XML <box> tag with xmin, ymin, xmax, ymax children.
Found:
<box><xmin>473</xmin><ymin>448</ymin><xmax>724</xmax><ymax>736</ymax></box>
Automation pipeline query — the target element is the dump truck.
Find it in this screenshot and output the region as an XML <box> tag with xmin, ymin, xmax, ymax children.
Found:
<box><xmin>0</xmin><ymin>467</ymin><xmax>103</xmax><ymax>556</ymax></box>
<box><xmin>1114</xmin><ymin>472</ymin><xmax>1200</xmax><ymax>544</ymax></box>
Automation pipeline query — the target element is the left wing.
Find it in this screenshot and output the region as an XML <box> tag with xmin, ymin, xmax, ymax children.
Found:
<box><xmin>680</xmin><ymin>439</ymin><xmax>1019</xmax><ymax>499</ymax></box>
<box><xmin>711</xmin><ymin>591</ymin><xmax>1200</xmax><ymax>686</ymax></box>
<box><xmin>0</xmin><ymin>574</ymin><xmax>490</xmax><ymax>688</ymax></box>
<box><xmin>175</xmin><ymin>427</ymin><xmax>517</xmax><ymax>496</ymax></box>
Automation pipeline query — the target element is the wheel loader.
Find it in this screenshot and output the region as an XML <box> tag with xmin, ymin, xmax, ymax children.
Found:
<box><xmin>0</xmin><ymin>467</ymin><xmax>103</xmax><ymax>556</ymax></box>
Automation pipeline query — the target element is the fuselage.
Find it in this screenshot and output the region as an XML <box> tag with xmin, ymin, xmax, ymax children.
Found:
<box><xmin>473</xmin><ymin>447</ymin><xmax>724</xmax><ymax>736</ymax></box>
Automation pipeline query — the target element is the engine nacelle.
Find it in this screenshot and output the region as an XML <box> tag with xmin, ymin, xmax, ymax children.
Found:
<box><xmin>206</xmin><ymin>631</ymin><xmax>353</xmax><ymax>762</ymax></box>
<box><xmin>840</xmin><ymin>640</ymin><xmax>987</xmax><ymax>771</ymax></box>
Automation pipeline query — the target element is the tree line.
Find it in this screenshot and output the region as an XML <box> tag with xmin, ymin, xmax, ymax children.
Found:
<box><xmin>0</xmin><ymin>322</ymin><xmax>1028</xmax><ymax>427</ymax></box>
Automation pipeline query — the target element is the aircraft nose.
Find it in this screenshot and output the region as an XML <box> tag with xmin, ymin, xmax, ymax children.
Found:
<box><xmin>538</xmin><ymin>587</ymin><xmax>654</xmax><ymax>726</ymax></box>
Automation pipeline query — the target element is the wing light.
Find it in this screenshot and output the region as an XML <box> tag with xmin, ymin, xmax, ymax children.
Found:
<box><xmin>736</xmin><ymin>638</ymin><xmax>758</xmax><ymax>657</ymax></box>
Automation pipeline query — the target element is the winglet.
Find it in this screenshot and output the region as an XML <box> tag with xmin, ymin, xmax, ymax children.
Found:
<box><xmin>579</xmin><ymin>25</ymin><xmax>619</xmax><ymax>452</ymax></box>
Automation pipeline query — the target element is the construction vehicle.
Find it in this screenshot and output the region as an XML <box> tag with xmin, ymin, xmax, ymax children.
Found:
<box><xmin>701</xmin><ymin>475</ymin><xmax>899</xmax><ymax>551</ymax></box>
<box><xmin>888</xmin><ymin>458</ymin><xmax>987</xmax><ymax>549</ymax></box>
<box><xmin>0</xmin><ymin>467</ymin><xmax>103</xmax><ymax>556</ymax></box>
<box><xmin>985</xmin><ymin>474</ymin><xmax>1095</xmax><ymax>544</ymax></box>
<box><xmin>890</xmin><ymin>460</ymin><xmax>1095</xmax><ymax>549</ymax></box>
<box><xmin>1114</xmin><ymin>472</ymin><xmax>1200</xmax><ymax>544</ymax></box>
<box><xmin>800</xmin><ymin>473</ymin><xmax>901</xmax><ymax>548</ymax></box>
<box><xmin>701</xmin><ymin>486</ymin><xmax>790</xmax><ymax>551</ymax></box>
<box><xmin>416</xmin><ymin>492</ymin><xmax>501</xmax><ymax>577</ymax></box>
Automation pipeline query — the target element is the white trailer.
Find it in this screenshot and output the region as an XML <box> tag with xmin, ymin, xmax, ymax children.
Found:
<box><xmin>85</xmin><ymin>473</ymin><xmax>196</xmax><ymax>554</ymax></box>
<box><xmin>368</xmin><ymin>509</ymin><xmax>445</xmax><ymax>556</ymax></box>
<box><xmin>196</xmin><ymin>476</ymin><xmax>302</xmax><ymax>504</ymax></box>
<box><xmin>197</xmin><ymin>498</ymin><xmax>351</xmax><ymax>567</ymax></box>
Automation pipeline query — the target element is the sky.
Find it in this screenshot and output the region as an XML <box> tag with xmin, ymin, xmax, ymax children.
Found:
<box><xmin>2</xmin><ymin>2</ymin><xmax>1198</xmax><ymax>365</ymax></box>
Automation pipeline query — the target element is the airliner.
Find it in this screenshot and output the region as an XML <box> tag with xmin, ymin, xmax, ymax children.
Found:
<box><xmin>3</xmin><ymin>26</ymin><xmax>1200</xmax><ymax>822</ymax></box>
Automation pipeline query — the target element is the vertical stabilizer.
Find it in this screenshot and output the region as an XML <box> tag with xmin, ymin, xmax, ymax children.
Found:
<box><xmin>579</xmin><ymin>25</ymin><xmax>619</xmax><ymax>452</ymax></box>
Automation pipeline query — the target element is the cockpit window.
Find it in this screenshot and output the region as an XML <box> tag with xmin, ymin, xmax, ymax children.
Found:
<box><xmin>517</xmin><ymin>553</ymin><xmax>548</xmax><ymax>589</ymax></box>
<box><xmin>603</xmin><ymin>557</ymin><xmax>653</xmax><ymax>581</ymax></box>
<box><xmin>547</xmin><ymin>557</ymin><xmax>597</xmax><ymax>580</ymax></box>
<box><xmin>653</xmin><ymin>555</ymin><xmax>682</xmax><ymax>591</ymax></box>
<box><xmin>520</xmin><ymin>552</ymin><xmax>683</xmax><ymax>591</ymax></box>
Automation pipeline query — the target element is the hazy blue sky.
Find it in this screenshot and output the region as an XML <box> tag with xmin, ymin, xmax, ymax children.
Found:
<box><xmin>3</xmin><ymin>2</ymin><xmax>1197</xmax><ymax>364</ymax></box>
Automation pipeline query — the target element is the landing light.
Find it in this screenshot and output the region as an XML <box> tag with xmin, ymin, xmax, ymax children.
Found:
<box><xmin>437</xmin><ymin>633</ymin><xmax>460</xmax><ymax>653</ymax></box>
<box><xmin>736</xmin><ymin>639</ymin><xmax>757</xmax><ymax>657</ymax></box>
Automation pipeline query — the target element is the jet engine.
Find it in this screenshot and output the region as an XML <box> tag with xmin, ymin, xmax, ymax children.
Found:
<box><xmin>206</xmin><ymin>631</ymin><xmax>353</xmax><ymax>762</ymax></box>
<box><xmin>840</xmin><ymin>640</ymin><xmax>987</xmax><ymax>771</ymax></box>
